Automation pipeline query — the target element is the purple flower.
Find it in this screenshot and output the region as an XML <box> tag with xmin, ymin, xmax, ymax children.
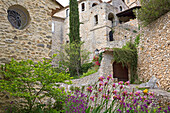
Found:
<box><xmin>168</xmin><ymin>106</ymin><xmax>170</xmax><ymax>111</ymax></box>
<box><xmin>112</xmin><ymin>83</ymin><xmax>116</xmax><ymax>87</ymax></box>
<box><xmin>107</xmin><ymin>74</ymin><xmax>112</xmax><ymax>80</ymax></box>
<box><xmin>117</xmin><ymin>109</ymin><xmax>122</xmax><ymax>113</ymax></box>
<box><xmin>90</xmin><ymin>96</ymin><xmax>94</xmax><ymax>101</ymax></box>
<box><xmin>118</xmin><ymin>81</ymin><xmax>123</xmax><ymax>85</ymax></box>
<box><xmin>126</xmin><ymin>109</ymin><xmax>130</xmax><ymax>113</ymax></box>
<box><xmin>98</xmin><ymin>76</ymin><xmax>105</xmax><ymax>81</ymax></box>
<box><xmin>87</xmin><ymin>86</ymin><xmax>92</xmax><ymax>92</ymax></box>
<box><xmin>164</xmin><ymin>110</ymin><xmax>168</xmax><ymax>113</ymax></box>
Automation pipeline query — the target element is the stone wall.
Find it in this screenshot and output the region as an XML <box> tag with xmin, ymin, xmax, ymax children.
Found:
<box><xmin>0</xmin><ymin>0</ymin><xmax>61</xmax><ymax>112</ymax></box>
<box><xmin>138</xmin><ymin>12</ymin><xmax>170</xmax><ymax>91</ymax></box>
<box><xmin>0</xmin><ymin>0</ymin><xmax>60</xmax><ymax>65</ymax></box>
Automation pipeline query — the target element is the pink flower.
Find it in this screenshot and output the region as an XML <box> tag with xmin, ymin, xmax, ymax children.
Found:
<box><xmin>98</xmin><ymin>88</ymin><xmax>103</xmax><ymax>92</ymax></box>
<box><xmin>112</xmin><ymin>83</ymin><xmax>116</xmax><ymax>87</ymax></box>
<box><xmin>129</xmin><ymin>92</ymin><xmax>133</xmax><ymax>96</ymax></box>
<box><xmin>122</xmin><ymin>90</ymin><xmax>127</xmax><ymax>96</ymax></box>
<box><xmin>112</xmin><ymin>90</ymin><xmax>117</xmax><ymax>94</ymax></box>
<box><xmin>104</xmin><ymin>81</ymin><xmax>108</xmax><ymax>86</ymax></box>
<box><xmin>135</xmin><ymin>91</ymin><xmax>141</xmax><ymax>96</ymax></box>
<box><xmin>87</xmin><ymin>86</ymin><xmax>92</xmax><ymax>92</ymax></box>
<box><xmin>107</xmin><ymin>74</ymin><xmax>112</xmax><ymax>80</ymax></box>
<box><xmin>98</xmin><ymin>76</ymin><xmax>105</xmax><ymax>81</ymax></box>
<box><xmin>120</xmin><ymin>85</ymin><xmax>123</xmax><ymax>89</ymax></box>
<box><xmin>118</xmin><ymin>81</ymin><xmax>124</xmax><ymax>85</ymax></box>
<box><xmin>125</xmin><ymin>81</ymin><xmax>130</xmax><ymax>85</ymax></box>
<box><xmin>99</xmin><ymin>82</ymin><xmax>103</xmax><ymax>86</ymax></box>
<box><xmin>95</xmin><ymin>61</ymin><xmax>100</xmax><ymax>66</ymax></box>
<box><xmin>90</xmin><ymin>96</ymin><xmax>94</xmax><ymax>101</ymax></box>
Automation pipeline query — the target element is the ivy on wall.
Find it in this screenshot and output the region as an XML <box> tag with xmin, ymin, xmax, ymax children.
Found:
<box><xmin>112</xmin><ymin>42</ymin><xmax>138</xmax><ymax>83</ymax></box>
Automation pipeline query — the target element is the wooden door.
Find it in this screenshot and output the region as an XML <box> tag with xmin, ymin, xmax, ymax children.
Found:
<box><xmin>113</xmin><ymin>62</ymin><xmax>128</xmax><ymax>82</ymax></box>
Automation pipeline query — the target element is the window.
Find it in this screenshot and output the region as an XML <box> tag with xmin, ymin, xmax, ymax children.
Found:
<box><xmin>94</xmin><ymin>15</ymin><xmax>98</xmax><ymax>25</ymax></box>
<box><xmin>66</xmin><ymin>9</ymin><xmax>69</xmax><ymax>17</ymax></box>
<box><xmin>109</xmin><ymin>31</ymin><xmax>114</xmax><ymax>41</ymax></box>
<box><xmin>108</xmin><ymin>13</ymin><xmax>114</xmax><ymax>27</ymax></box>
<box><xmin>52</xmin><ymin>22</ymin><xmax>54</xmax><ymax>33</ymax></box>
<box><xmin>7</xmin><ymin>5</ymin><xmax>30</xmax><ymax>30</ymax></box>
<box><xmin>81</xmin><ymin>3</ymin><xmax>85</xmax><ymax>11</ymax></box>
<box><xmin>120</xmin><ymin>6</ymin><xmax>122</xmax><ymax>11</ymax></box>
<box><xmin>122</xmin><ymin>0</ymin><xmax>125</xmax><ymax>3</ymax></box>
<box><xmin>92</xmin><ymin>3</ymin><xmax>98</xmax><ymax>7</ymax></box>
<box><xmin>127</xmin><ymin>0</ymin><xmax>130</xmax><ymax>3</ymax></box>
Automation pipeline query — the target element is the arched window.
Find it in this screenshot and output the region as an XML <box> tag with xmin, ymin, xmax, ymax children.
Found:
<box><xmin>109</xmin><ymin>31</ymin><xmax>114</xmax><ymax>41</ymax></box>
<box><xmin>7</xmin><ymin>5</ymin><xmax>31</xmax><ymax>30</ymax></box>
<box><xmin>120</xmin><ymin>6</ymin><xmax>122</xmax><ymax>11</ymax></box>
<box><xmin>66</xmin><ymin>9</ymin><xmax>69</xmax><ymax>17</ymax></box>
<box><xmin>81</xmin><ymin>3</ymin><xmax>85</xmax><ymax>11</ymax></box>
<box><xmin>122</xmin><ymin>0</ymin><xmax>125</xmax><ymax>3</ymax></box>
<box><xmin>92</xmin><ymin>3</ymin><xmax>98</xmax><ymax>7</ymax></box>
<box><xmin>108</xmin><ymin>13</ymin><xmax>114</xmax><ymax>27</ymax></box>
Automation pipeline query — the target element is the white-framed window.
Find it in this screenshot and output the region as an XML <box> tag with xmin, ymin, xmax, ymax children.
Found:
<box><xmin>52</xmin><ymin>22</ymin><xmax>54</xmax><ymax>33</ymax></box>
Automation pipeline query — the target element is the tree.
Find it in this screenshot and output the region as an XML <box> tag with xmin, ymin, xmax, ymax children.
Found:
<box><xmin>69</xmin><ymin>0</ymin><xmax>81</xmax><ymax>76</ymax></box>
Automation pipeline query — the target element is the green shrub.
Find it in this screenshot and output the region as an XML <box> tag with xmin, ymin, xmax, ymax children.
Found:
<box><xmin>136</xmin><ymin>0</ymin><xmax>170</xmax><ymax>26</ymax></box>
<box><xmin>0</xmin><ymin>58</ymin><xmax>71</xmax><ymax>112</ymax></box>
<box><xmin>80</xmin><ymin>70</ymin><xmax>97</xmax><ymax>78</ymax></box>
<box><xmin>80</xmin><ymin>62</ymin><xmax>93</xmax><ymax>74</ymax></box>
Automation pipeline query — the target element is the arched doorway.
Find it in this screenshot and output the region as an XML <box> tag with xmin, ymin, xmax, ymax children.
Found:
<box><xmin>113</xmin><ymin>62</ymin><xmax>128</xmax><ymax>82</ymax></box>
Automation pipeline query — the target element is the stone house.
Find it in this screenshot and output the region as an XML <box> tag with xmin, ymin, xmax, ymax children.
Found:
<box><xmin>53</xmin><ymin>0</ymin><xmax>169</xmax><ymax>91</ymax></box>
<box><xmin>52</xmin><ymin>0</ymin><xmax>140</xmax><ymax>81</ymax></box>
<box><xmin>0</xmin><ymin>0</ymin><xmax>63</xmax><ymax>65</ymax></box>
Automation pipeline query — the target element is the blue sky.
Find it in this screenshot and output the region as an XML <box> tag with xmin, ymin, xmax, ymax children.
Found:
<box><xmin>57</xmin><ymin>0</ymin><xmax>110</xmax><ymax>7</ymax></box>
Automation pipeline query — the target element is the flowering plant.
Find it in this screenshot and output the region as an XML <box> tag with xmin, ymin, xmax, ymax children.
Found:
<box><xmin>84</xmin><ymin>75</ymin><xmax>169</xmax><ymax>113</ymax></box>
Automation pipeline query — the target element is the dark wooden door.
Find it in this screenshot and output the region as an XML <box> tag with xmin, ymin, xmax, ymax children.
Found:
<box><xmin>113</xmin><ymin>62</ymin><xmax>128</xmax><ymax>82</ymax></box>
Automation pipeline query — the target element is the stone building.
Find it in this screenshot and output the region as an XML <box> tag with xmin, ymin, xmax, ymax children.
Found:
<box><xmin>0</xmin><ymin>0</ymin><xmax>63</xmax><ymax>65</ymax></box>
<box><xmin>52</xmin><ymin>0</ymin><xmax>140</xmax><ymax>60</ymax></box>
<box><xmin>53</xmin><ymin>0</ymin><xmax>169</xmax><ymax>90</ymax></box>
<box><xmin>52</xmin><ymin>0</ymin><xmax>140</xmax><ymax>81</ymax></box>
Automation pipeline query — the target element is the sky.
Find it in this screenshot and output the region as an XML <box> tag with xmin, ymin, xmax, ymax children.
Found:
<box><xmin>57</xmin><ymin>0</ymin><xmax>110</xmax><ymax>7</ymax></box>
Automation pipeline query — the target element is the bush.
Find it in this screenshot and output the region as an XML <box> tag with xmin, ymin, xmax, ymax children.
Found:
<box><xmin>136</xmin><ymin>0</ymin><xmax>170</xmax><ymax>26</ymax></box>
<box><xmin>80</xmin><ymin>62</ymin><xmax>93</xmax><ymax>74</ymax></box>
<box><xmin>0</xmin><ymin>58</ymin><xmax>71</xmax><ymax>112</ymax></box>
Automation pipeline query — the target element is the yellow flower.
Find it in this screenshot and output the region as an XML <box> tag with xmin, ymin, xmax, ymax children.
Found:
<box><xmin>143</xmin><ymin>89</ymin><xmax>148</xmax><ymax>94</ymax></box>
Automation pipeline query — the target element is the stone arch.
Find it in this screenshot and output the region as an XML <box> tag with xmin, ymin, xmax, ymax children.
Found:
<box><xmin>7</xmin><ymin>4</ymin><xmax>31</xmax><ymax>30</ymax></box>
<box><xmin>92</xmin><ymin>3</ymin><xmax>98</xmax><ymax>7</ymax></box>
<box><xmin>108</xmin><ymin>13</ymin><xmax>114</xmax><ymax>27</ymax></box>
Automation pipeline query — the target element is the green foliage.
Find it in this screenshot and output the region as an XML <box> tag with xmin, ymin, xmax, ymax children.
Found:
<box><xmin>80</xmin><ymin>62</ymin><xmax>93</xmax><ymax>74</ymax></box>
<box><xmin>80</xmin><ymin>70</ymin><xmax>98</xmax><ymax>78</ymax></box>
<box><xmin>135</xmin><ymin>0</ymin><xmax>170</xmax><ymax>26</ymax></box>
<box><xmin>0</xmin><ymin>58</ymin><xmax>71</xmax><ymax>112</ymax></box>
<box><xmin>69</xmin><ymin>0</ymin><xmax>81</xmax><ymax>76</ymax></box>
<box><xmin>134</xmin><ymin>34</ymin><xmax>140</xmax><ymax>47</ymax></box>
<box><xmin>57</xmin><ymin>42</ymin><xmax>90</xmax><ymax>77</ymax></box>
<box><xmin>98</xmin><ymin>52</ymin><xmax>103</xmax><ymax>64</ymax></box>
<box><xmin>113</xmin><ymin>42</ymin><xmax>138</xmax><ymax>83</ymax></box>
<box><xmin>133</xmin><ymin>30</ymin><xmax>137</xmax><ymax>33</ymax></box>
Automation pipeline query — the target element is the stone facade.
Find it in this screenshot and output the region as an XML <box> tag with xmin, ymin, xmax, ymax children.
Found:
<box><xmin>138</xmin><ymin>12</ymin><xmax>170</xmax><ymax>91</ymax></box>
<box><xmin>0</xmin><ymin>0</ymin><xmax>62</xmax><ymax>112</ymax></box>
<box><xmin>53</xmin><ymin>0</ymin><xmax>139</xmax><ymax>61</ymax></box>
<box><xmin>0</xmin><ymin>0</ymin><xmax>62</xmax><ymax>65</ymax></box>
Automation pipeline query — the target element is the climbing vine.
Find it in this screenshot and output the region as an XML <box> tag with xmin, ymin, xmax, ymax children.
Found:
<box><xmin>112</xmin><ymin>42</ymin><xmax>138</xmax><ymax>83</ymax></box>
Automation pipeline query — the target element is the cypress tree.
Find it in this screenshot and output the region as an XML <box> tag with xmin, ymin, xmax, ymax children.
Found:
<box><xmin>69</xmin><ymin>0</ymin><xmax>81</xmax><ymax>76</ymax></box>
